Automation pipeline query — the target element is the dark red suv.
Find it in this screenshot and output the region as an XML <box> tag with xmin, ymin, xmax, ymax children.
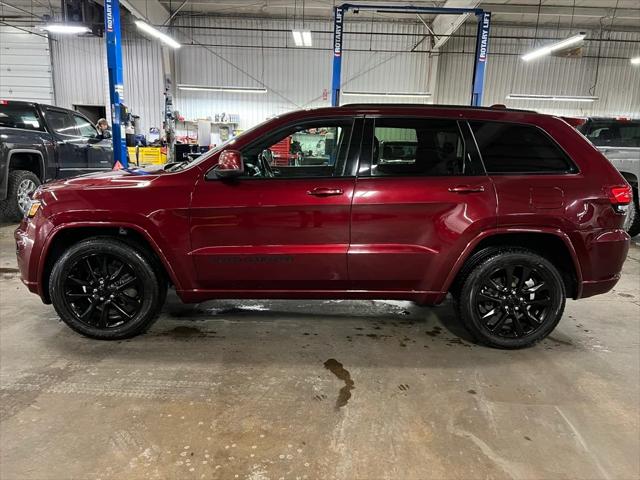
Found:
<box><xmin>15</xmin><ymin>104</ymin><xmax>632</xmax><ymax>348</ymax></box>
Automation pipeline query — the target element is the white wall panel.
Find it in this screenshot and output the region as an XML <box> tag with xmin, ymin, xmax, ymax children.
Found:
<box><xmin>0</xmin><ymin>25</ymin><xmax>53</xmax><ymax>103</ymax></box>
<box><xmin>50</xmin><ymin>26</ymin><xmax>163</xmax><ymax>135</ymax></box>
<box><xmin>435</xmin><ymin>25</ymin><xmax>640</xmax><ymax>117</ymax></box>
<box><xmin>173</xmin><ymin>16</ymin><xmax>433</xmax><ymax>129</ymax></box>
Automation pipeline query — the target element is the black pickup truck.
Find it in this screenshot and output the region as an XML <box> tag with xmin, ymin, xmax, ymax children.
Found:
<box><xmin>0</xmin><ymin>100</ymin><xmax>113</xmax><ymax>220</ymax></box>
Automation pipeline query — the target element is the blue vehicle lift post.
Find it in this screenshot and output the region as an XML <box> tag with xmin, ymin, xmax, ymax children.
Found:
<box><xmin>104</xmin><ymin>0</ymin><xmax>128</xmax><ymax>168</ymax></box>
<box><xmin>331</xmin><ymin>3</ymin><xmax>491</xmax><ymax>107</ymax></box>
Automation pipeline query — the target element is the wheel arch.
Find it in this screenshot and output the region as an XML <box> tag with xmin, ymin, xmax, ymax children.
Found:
<box><xmin>2</xmin><ymin>149</ymin><xmax>45</xmax><ymax>199</ymax></box>
<box><xmin>443</xmin><ymin>228</ymin><xmax>583</xmax><ymax>301</ymax></box>
<box><xmin>38</xmin><ymin>222</ymin><xmax>182</xmax><ymax>303</ymax></box>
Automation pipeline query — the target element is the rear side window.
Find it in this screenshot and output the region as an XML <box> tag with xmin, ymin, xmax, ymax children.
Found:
<box><xmin>0</xmin><ymin>103</ymin><xmax>44</xmax><ymax>131</ymax></box>
<box><xmin>470</xmin><ymin>121</ymin><xmax>576</xmax><ymax>174</ymax></box>
<box><xmin>45</xmin><ymin>109</ymin><xmax>77</xmax><ymax>136</ymax></box>
<box><xmin>368</xmin><ymin>118</ymin><xmax>477</xmax><ymax>176</ymax></box>
<box><xmin>579</xmin><ymin>119</ymin><xmax>640</xmax><ymax>148</ymax></box>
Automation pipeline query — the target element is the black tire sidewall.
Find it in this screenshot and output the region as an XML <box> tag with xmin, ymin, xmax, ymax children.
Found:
<box><xmin>49</xmin><ymin>238</ymin><xmax>160</xmax><ymax>340</ymax></box>
<box><xmin>0</xmin><ymin>170</ymin><xmax>41</xmax><ymax>221</ymax></box>
<box><xmin>459</xmin><ymin>251</ymin><xmax>566</xmax><ymax>349</ymax></box>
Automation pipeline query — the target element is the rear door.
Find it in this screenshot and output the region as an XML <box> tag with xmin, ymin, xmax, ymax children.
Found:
<box><xmin>349</xmin><ymin>116</ymin><xmax>497</xmax><ymax>293</ymax></box>
<box><xmin>189</xmin><ymin>116</ymin><xmax>362</xmax><ymax>291</ymax></box>
<box><xmin>43</xmin><ymin>107</ymin><xmax>88</xmax><ymax>177</ymax></box>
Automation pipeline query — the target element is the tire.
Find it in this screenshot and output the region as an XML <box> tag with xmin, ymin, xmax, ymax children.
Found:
<box><xmin>49</xmin><ymin>237</ymin><xmax>165</xmax><ymax>340</ymax></box>
<box><xmin>456</xmin><ymin>249</ymin><xmax>566</xmax><ymax>349</ymax></box>
<box><xmin>623</xmin><ymin>187</ymin><xmax>640</xmax><ymax>238</ymax></box>
<box><xmin>0</xmin><ymin>170</ymin><xmax>41</xmax><ymax>221</ymax></box>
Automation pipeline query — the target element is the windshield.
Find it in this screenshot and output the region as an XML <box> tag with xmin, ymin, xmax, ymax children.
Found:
<box><xmin>579</xmin><ymin>119</ymin><xmax>640</xmax><ymax>148</ymax></box>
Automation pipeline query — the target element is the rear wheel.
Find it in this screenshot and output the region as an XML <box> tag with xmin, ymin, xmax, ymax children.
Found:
<box><xmin>49</xmin><ymin>237</ymin><xmax>165</xmax><ymax>339</ymax></box>
<box><xmin>457</xmin><ymin>249</ymin><xmax>565</xmax><ymax>349</ymax></box>
<box><xmin>0</xmin><ymin>170</ymin><xmax>40</xmax><ymax>221</ymax></box>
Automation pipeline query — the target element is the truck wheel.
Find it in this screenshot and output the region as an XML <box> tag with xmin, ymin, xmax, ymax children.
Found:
<box><xmin>456</xmin><ymin>249</ymin><xmax>566</xmax><ymax>349</ymax></box>
<box><xmin>49</xmin><ymin>237</ymin><xmax>164</xmax><ymax>340</ymax></box>
<box><xmin>0</xmin><ymin>170</ymin><xmax>41</xmax><ymax>221</ymax></box>
<box><xmin>623</xmin><ymin>187</ymin><xmax>640</xmax><ymax>237</ymax></box>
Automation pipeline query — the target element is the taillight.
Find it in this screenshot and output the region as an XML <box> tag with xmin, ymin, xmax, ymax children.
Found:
<box><xmin>606</xmin><ymin>185</ymin><xmax>632</xmax><ymax>214</ymax></box>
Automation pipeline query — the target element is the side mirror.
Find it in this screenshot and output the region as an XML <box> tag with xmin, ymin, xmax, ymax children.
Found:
<box><xmin>214</xmin><ymin>150</ymin><xmax>244</xmax><ymax>178</ymax></box>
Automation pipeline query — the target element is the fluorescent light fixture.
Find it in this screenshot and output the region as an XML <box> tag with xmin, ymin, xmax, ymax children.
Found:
<box><xmin>507</xmin><ymin>93</ymin><xmax>598</xmax><ymax>103</ymax></box>
<box><xmin>41</xmin><ymin>23</ymin><xmax>89</xmax><ymax>34</ymax></box>
<box><xmin>292</xmin><ymin>30</ymin><xmax>312</xmax><ymax>47</ymax></box>
<box><xmin>135</xmin><ymin>20</ymin><xmax>180</xmax><ymax>49</ymax></box>
<box><xmin>631</xmin><ymin>56</ymin><xmax>640</xmax><ymax>65</ymax></box>
<box><xmin>178</xmin><ymin>84</ymin><xmax>267</xmax><ymax>94</ymax></box>
<box><xmin>342</xmin><ymin>91</ymin><xmax>432</xmax><ymax>98</ymax></box>
<box><xmin>521</xmin><ymin>33</ymin><xmax>586</xmax><ymax>61</ymax></box>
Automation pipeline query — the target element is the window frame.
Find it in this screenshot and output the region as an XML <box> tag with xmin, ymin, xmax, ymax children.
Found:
<box><xmin>357</xmin><ymin>115</ymin><xmax>485</xmax><ymax>178</ymax></box>
<box><xmin>205</xmin><ymin>116</ymin><xmax>363</xmax><ymax>181</ymax></box>
<box><xmin>467</xmin><ymin>120</ymin><xmax>580</xmax><ymax>176</ymax></box>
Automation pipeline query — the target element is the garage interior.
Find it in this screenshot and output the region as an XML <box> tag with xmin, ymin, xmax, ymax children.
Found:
<box><xmin>0</xmin><ymin>1</ymin><xmax>639</xmax><ymax>479</ymax></box>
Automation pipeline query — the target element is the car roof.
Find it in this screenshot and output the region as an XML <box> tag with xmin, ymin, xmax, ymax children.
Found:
<box><xmin>340</xmin><ymin>103</ymin><xmax>535</xmax><ymax>113</ymax></box>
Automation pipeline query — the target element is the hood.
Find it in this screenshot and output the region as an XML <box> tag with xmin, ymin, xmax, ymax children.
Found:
<box><xmin>40</xmin><ymin>165</ymin><xmax>169</xmax><ymax>192</ymax></box>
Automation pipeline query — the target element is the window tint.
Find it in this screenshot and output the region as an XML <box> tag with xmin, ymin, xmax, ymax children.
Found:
<box><xmin>470</xmin><ymin>121</ymin><xmax>575</xmax><ymax>174</ymax></box>
<box><xmin>0</xmin><ymin>103</ymin><xmax>43</xmax><ymax>130</ymax></box>
<box><xmin>45</xmin><ymin>110</ymin><xmax>77</xmax><ymax>136</ymax></box>
<box><xmin>579</xmin><ymin>120</ymin><xmax>640</xmax><ymax>148</ymax></box>
<box><xmin>72</xmin><ymin>114</ymin><xmax>97</xmax><ymax>138</ymax></box>
<box><xmin>369</xmin><ymin>118</ymin><xmax>471</xmax><ymax>176</ymax></box>
<box><xmin>241</xmin><ymin>119</ymin><xmax>353</xmax><ymax>178</ymax></box>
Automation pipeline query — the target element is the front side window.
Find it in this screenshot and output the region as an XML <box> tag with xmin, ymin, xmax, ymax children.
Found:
<box><xmin>470</xmin><ymin>121</ymin><xmax>576</xmax><ymax>174</ymax></box>
<box><xmin>72</xmin><ymin>114</ymin><xmax>98</xmax><ymax>138</ymax></box>
<box><xmin>45</xmin><ymin>110</ymin><xmax>77</xmax><ymax>136</ymax></box>
<box><xmin>240</xmin><ymin>119</ymin><xmax>353</xmax><ymax>178</ymax></box>
<box><xmin>368</xmin><ymin>118</ymin><xmax>472</xmax><ymax>176</ymax></box>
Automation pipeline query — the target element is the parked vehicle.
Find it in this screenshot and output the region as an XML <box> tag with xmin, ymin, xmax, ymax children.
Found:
<box><xmin>0</xmin><ymin>100</ymin><xmax>113</xmax><ymax>220</ymax></box>
<box><xmin>577</xmin><ymin>117</ymin><xmax>640</xmax><ymax>237</ymax></box>
<box><xmin>15</xmin><ymin>104</ymin><xmax>631</xmax><ymax>348</ymax></box>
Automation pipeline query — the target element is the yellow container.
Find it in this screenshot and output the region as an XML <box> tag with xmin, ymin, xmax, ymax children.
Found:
<box><xmin>127</xmin><ymin>147</ymin><xmax>166</xmax><ymax>165</ymax></box>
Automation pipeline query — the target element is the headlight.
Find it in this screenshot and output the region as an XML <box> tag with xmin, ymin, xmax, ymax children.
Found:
<box><xmin>26</xmin><ymin>200</ymin><xmax>41</xmax><ymax>218</ymax></box>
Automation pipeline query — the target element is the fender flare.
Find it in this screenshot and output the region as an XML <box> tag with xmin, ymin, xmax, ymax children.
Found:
<box><xmin>438</xmin><ymin>227</ymin><xmax>584</xmax><ymax>302</ymax></box>
<box><xmin>3</xmin><ymin>149</ymin><xmax>46</xmax><ymax>195</ymax></box>
<box><xmin>36</xmin><ymin>221</ymin><xmax>184</xmax><ymax>298</ymax></box>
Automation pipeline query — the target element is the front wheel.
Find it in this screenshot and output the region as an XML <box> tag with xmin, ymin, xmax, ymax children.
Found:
<box><xmin>49</xmin><ymin>237</ymin><xmax>165</xmax><ymax>339</ymax></box>
<box><xmin>0</xmin><ymin>170</ymin><xmax>41</xmax><ymax>221</ymax></box>
<box><xmin>457</xmin><ymin>249</ymin><xmax>566</xmax><ymax>349</ymax></box>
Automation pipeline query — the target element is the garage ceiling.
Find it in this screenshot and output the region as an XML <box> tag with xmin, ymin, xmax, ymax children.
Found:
<box><xmin>1</xmin><ymin>0</ymin><xmax>639</xmax><ymax>30</ymax></box>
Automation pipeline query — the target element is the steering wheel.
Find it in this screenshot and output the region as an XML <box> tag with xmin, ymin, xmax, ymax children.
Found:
<box><xmin>258</xmin><ymin>149</ymin><xmax>275</xmax><ymax>177</ymax></box>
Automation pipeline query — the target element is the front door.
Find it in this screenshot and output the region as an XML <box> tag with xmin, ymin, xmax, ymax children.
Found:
<box><xmin>349</xmin><ymin>116</ymin><xmax>497</xmax><ymax>294</ymax></box>
<box><xmin>69</xmin><ymin>112</ymin><xmax>113</xmax><ymax>170</ymax></box>
<box><xmin>44</xmin><ymin>108</ymin><xmax>88</xmax><ymax>177</ymax></box>
<box><xmin>189</xmin><ymin>117</ymin><xmax>361</xmax><ymax>291</ymax></box>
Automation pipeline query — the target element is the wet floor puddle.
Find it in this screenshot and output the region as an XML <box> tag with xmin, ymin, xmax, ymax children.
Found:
<box><xmin>323</xmin><ymin>358</ymin><xmax>355</xmax><ymax>409</ymax></box>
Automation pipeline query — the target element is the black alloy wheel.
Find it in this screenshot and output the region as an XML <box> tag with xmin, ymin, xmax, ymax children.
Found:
<box><xmin>50</xmin><ymin>237</ymin><xmax>165</xmax><ymax>339</ymax></box>
<box><xmin>457</xmin><ymin>249</ymin><xmax>566</xmax><ymax>349</ymax></box>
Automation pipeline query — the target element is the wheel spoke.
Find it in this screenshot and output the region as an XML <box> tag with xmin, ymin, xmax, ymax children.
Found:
<box><xmin>524</xmin><ymin>282</ymin><xmax>545</xmax><ymax>294</ymax></box>
<box><xmin>511</xmin><ymin>315</ymin><xmax>524</xmax><ymax>337</ymax></box>
<box><xmin>66</xmin><ymin>292</ymin><xmax>92</xmax><ymax>298</ymax></box>
<box><xmin>109</xmin><ymin>262</ymin><xmax>125</xmax><ymax>281</ymax></box>
<box><xmin>68</xmin><ymin>276</ymin><xmax>89</xmax><ymax>287</ymax></box>
<box><xmin>480</xmin><ymin>308</ymin><xmax>498</xmax><ymax>320</ymax></box>
<box><xmin>505</xmin><ymin>266</ymin><xmax>514</xmax><ymax>289</ymax></box>
<box><xmin>101</xmin><ymin>256</ymin><xmax>109</xmax><ymax>277</ymax></box>
<box><xmin>85</xmin><ymin>258</ymin><xmax>98</xmax><ymax>282</ymax></box>
<box><xmin>488</xmin><ymin>311</ymin><xmax>508</xmax><ymax>332</ymax></box>
<box><xmin>528</xmin><ymin>298</ymin><xmax>551</xmax><ymax>307</ymax></box>
<box><xmin>79</xmin><ymin>301</ymin><xmax>97</xmax><ymax>319</ymax></box>
<box><xmin>489</xmin><ymin>279</ymin><xmax>504</xmax><ymax>292</ymax></box>
<box><xmin>113</xmin><ymin>276</ymin><xmax>136</xmax><ymax>292</ymax></box>
<box><xmin>111</xmin><ymin>301</ymin><xmax>133</xmax><ymax>320</ymax></box>
<box><xmin>98</xmin><ymin>304</ymin><xmax>110</xmax><ymax>328</ymax></box>
<box><xmin>524</xmin><ymin>309</ymin><xmax>542</xmax><ymax>325</ymax></box>
<box><xmin>478</xmin><ymin>292</ymin><xmax>502</xmax><ymax>304</ymax></box>
<box><xmin>517</xmin><ymin>267</ymin><xmax>530</xmax><ymax>290</ymax></box>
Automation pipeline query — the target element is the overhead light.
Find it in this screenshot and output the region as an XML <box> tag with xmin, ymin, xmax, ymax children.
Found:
<box><xmin>292</xmin><ymin>30</ymin><xmax>312</xmax><ymax>47</ymax></box>
<box><xmin>521</xmin><ymin>33</ymin><xmax>586</xmax><ymax>61</ymax></box>
<box><xmin>631</xmin><ymin>57</ymin><xmax>640</xmax><ymax>65</ymax></box>
<box><xmin>40</xmin><ymin>23</ymin><xmax>89</xmax><ymax>34</ymax></box>
<box><xmin>507</xmin><ymin>94</ymin><xmax>598</xmax><ymax>103</ymax></box>
<box><xmin>178</xmin><ymin>84</ymin><xmax>267</xmax><ymax>94</ymax></box>
<box><xmin>342</xmin><ymin>91</ymin><xmax>432</xmax><ymax>98</ymax></box>
<box><xmin>135</xmin><ymin>20</ymin><xmax>180</xmax><ymax>49</ymax></box>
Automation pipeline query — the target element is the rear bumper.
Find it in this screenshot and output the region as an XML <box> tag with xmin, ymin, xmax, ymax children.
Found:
<box><xmin>575</xmin><ymin>228</ymin><xmax>629</xmax><ymax>299</ymax></box>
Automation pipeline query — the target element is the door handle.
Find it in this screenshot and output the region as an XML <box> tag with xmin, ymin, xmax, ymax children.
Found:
<box><xmin>448</xmin><ymin>185</ymin><xmax>485</xmax><ymax>194</ymax></box>
<box><xmin>307</xmin><ymin>187</ymin><xmax>344</xmax><ymax>197</ymax></box>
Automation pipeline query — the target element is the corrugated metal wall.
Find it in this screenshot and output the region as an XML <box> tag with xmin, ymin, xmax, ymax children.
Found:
<box><xmin>173</xmin><ymin>16</ymin><xmax>433</xmax><ymax>129</ymax></box>
<box><xmin>0</xmin><ymin>25</ymin><xmax>53</xmax><ymax>103</ymax></box>
<box><xmin>50</xmin><ymin>26</ymin><xmax>164</xmax><ymax>134</ymax></box>
<box><xmin>436</xmin><ymin>25</ymin><xmax>640</xmax><ymax>117</ymax></box>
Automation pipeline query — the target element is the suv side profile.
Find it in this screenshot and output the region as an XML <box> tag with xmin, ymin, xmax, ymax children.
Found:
<box><xmin>15</xmin><ymin>105</ymin><xmax>631</xmax><ymax>348</ymax></box>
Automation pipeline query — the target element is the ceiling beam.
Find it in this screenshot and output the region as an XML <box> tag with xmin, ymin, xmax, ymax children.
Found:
<box><xmin>430</xmin><ymin>0</ymin><xmax>481</xmax><ymax>51</ymax></box>
<box><xmin>482</xmin><ymin>3</ymin><xmax>640</xmax><ymax>22</ymax></box>
<box><xmin>119</xmin><ymin>0</ymin><xmax>171</xmax><ymax>25</ymax></box>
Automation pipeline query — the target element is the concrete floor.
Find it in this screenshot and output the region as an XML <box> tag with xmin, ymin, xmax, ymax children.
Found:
<box><xmin>0</xmin><ymin>223</ymin><xmax>638</xmax><ymax>480</ymax></box>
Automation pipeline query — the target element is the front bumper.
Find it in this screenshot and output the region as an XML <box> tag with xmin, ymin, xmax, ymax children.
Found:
<box><xmin>15</xmin><ymin>213</ymin><xmax>53</xmax><ymax>301</ymax></box>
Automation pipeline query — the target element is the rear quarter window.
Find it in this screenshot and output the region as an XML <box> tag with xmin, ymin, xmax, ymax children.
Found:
<box><xmin>470</xmin><ymin>121</ymin><xmax>576</xmax><ymax>174</ymax></box>
<box><xmin>579</xmin><ymin>120</ymin><xmax>640</xmax><ymax>148</ymax></box>
<box><xmin>0</xmin><ymin>103</ymin><xmax>44</xmax><ymax>131</ymax></box>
